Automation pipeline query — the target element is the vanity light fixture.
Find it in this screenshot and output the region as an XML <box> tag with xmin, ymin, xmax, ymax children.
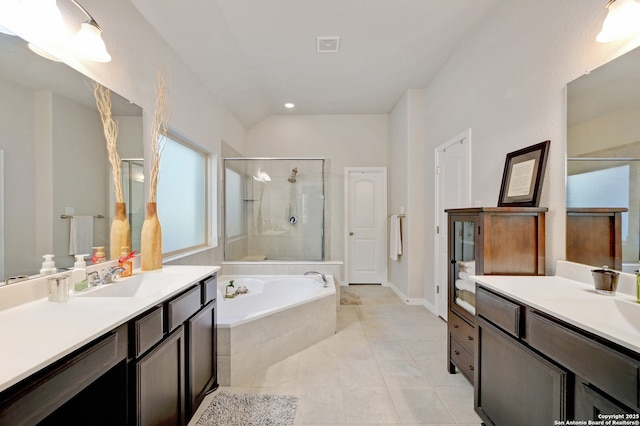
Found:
<box><xmin>69</xmin><ymin>0</ymin><xmax>111</xmax><ymax>62</ymax></box>
<box><xmin>597</xmin><ymin>0</ymin><xmax>640</xmax><ymax>42</ymax></box>
<box><xmin>0</xmin><ymin>0</ymin><xmax>111</xmax><ymax>62</ymax></box>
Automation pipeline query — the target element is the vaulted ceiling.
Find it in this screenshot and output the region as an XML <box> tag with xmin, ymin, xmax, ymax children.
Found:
<box><xmin>130</xmin><ymin>0</ymin><xmax>500</xmax><ymax>128</ymax></box>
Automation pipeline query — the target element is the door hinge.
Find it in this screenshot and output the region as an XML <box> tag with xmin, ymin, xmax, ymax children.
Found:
<box><xmin>436</xmin><ymin>285</ymin><xmax>440</xmax><ymax>294</ymax></box>
<box><xmin>436</xmin><ymin>225</ymin><xmax>440</xmax><ymax>234</ymax></box>
<box><xmin>436</xmin><ymin>166</ymin><xmax>440</xmax><ymax>175</ymax></box>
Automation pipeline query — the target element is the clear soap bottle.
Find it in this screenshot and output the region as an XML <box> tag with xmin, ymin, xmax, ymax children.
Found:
<box><xmin>72</xmin><ymin>254</ymin><xmax>88</xmax><ymax>292</ymax></box>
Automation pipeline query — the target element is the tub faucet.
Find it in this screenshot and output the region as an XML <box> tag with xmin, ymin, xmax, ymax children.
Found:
<box><xmin>304</xmin><ymin>271</ymin><xmax>327</xmax><ymax>287</ymax></box>
<box><xmin>88</xmin><ymin>267</ymin><xmax>126</xmax><ymax>287</ymax></box>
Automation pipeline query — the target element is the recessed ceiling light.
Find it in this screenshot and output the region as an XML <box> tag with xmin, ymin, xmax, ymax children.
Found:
<box><xmin>284</xmin><ymin>103</ymin><xmax>295</xmax><ymax>109</ymax></box>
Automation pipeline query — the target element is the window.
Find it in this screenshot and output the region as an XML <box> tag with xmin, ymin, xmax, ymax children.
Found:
<box><xmin>157</xmin><ymin>132</ymin><xmax>208</xmax><ymax>255</ymax></box>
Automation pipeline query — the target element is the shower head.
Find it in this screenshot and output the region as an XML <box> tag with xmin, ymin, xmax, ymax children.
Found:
<box><xmin>288</xmin><ymin>167</ymin><xmax>298</xmax><ymax>183</ymax></box>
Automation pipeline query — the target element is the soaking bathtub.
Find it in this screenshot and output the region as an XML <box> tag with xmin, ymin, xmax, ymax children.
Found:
<box><xmin>216</xmin><ymin>274</ymin><xmax>337</xmax><ymax>386</ymax></box>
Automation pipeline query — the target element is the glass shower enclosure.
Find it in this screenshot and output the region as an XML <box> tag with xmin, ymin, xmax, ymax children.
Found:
<box><xmin>224</xmin><ymin>158</ymin><xmax>325</xmax><ymax>261</ymax></box>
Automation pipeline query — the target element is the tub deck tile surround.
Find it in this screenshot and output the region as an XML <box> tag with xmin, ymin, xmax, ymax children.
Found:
<box><xmin>216</xmin><ymin>279</ymin><xmax>337</xmax><ymax>386</ymax></box>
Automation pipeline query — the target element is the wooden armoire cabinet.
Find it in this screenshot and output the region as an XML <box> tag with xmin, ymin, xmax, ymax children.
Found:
<box><xmin>446</xmin><ymin>207</ymin><xmax>546</xmax><ymax>383</ymax></box>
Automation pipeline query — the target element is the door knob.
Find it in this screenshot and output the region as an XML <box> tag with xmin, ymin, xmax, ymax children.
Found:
<box><xmin>349</xmin><ymin>232</ymin><xmax>354</xmax><ymax>236</ymax></box>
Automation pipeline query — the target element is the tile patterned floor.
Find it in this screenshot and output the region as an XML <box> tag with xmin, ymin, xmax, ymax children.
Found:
<box><xmin>191</xmin><ymin>285</ymin><xmax>482</xmax><ymax>425</ymax></box>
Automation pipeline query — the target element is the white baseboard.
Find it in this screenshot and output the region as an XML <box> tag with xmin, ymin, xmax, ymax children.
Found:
<box><xmin>386</xmin><ymin>281</ymin><xmax>425</xmax><ymax>306</ymax></box>
<box><xmin>422</xmin><ymin>298</ymin><xmax>437</xmax><ymax>316</ymax></box>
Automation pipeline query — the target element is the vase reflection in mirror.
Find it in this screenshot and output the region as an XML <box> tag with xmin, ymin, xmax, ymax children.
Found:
<box><xmin>110</xmin><ymin>202</ymin><xmax>131</xmax><ymax>260</ymax></box>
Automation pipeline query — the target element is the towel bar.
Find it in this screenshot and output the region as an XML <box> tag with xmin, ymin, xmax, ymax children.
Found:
<box><xmin>60</xmin><ymin>214</ymin><xmax>105</xmax><ymax>219</ymax></box>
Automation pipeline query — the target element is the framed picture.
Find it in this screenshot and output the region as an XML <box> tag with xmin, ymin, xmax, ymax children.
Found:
<box><xmin>498</xmin><ymin>140</ymin><xmax>550</xmax><ymax>207</ymax></box>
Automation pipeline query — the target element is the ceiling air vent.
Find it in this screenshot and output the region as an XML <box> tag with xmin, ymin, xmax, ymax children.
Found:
<box><xmin>316</xmin><ymin>36</ymin><xmax>340</xmax><ymax>53</ymax></box>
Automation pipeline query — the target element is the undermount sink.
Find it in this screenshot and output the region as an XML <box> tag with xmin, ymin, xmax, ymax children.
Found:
<box><xmin>75</xmin><ymin>275</ymin><xmax>146</xmax><ymax>298</ymax></box>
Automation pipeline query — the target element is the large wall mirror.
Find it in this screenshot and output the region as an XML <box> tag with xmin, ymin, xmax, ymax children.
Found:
<box><xmin>0</xmin><ymin>32</ymin><xmax>143</xmax><ymax>281</ymax></box>
<box><xmin>566</xmin><ymin>45</ymin><xmax>640</xmax><ymax>272</ymax></box>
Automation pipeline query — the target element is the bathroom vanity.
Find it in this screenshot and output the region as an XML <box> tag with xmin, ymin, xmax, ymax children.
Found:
<box><xmin>473</xmin><ymin>263</ymin><xmax>640</xmax><ymax>425</ymax></box>
<box><xmin>0</xmin><ymin>265</ymin><xmax>219</xmax><ymax>426</ymax></box>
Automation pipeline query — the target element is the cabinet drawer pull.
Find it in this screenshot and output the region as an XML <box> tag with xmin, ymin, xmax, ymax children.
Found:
<box><xmin>467</xmin><ymin>335</ymin><xmax>473</xmax><ymax>341</ymax></box>
<box><xmin>453</xmin><ymin>324</ymin><xmax>459</xmax><ymax>329</ymax></box>
<box><xmin>454</xmin><ymin>350</ymin><xmax>460</xmax><ymax>355</ymax></box>
<box><xmin>469</xmin><ymin>365</ymin><xmax>474</xmax><ymax>371</ymax></box>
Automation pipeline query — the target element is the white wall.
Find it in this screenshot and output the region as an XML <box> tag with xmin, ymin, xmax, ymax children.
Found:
<box><xmin>388</xmin><ymin>89</ymin><xmax>426</xmax><ymax>301</ymax></box>
<box><xmin>52</xmin><ymin>94</ymin><xmax>109</xmax><ymax>269</ymax></box>
<box><xmin>0</xmin><ymin>77</ymin><xmax>37</xmax><ymax>276</ymax></box>
<box><xmin>419</xmin><ymin>0</ymin><xmax>640</xmax><ymax>307</ymax></box>
<box><xmin>246</xmin><ymin>114</ymin><xmax>389</xmax><ymax>263</ymax></box>
<box><xmin>389</xmin><ymin>94</ymin><xmax>409</xmax><ymax>294</ymax></box>
<box><xmin>568</xmin><ymin>106</ymin><xmax>640</xmax><ymax>156</ymax></box>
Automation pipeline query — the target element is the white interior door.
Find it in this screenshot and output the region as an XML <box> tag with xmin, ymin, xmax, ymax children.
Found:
<box><xmin>345</xmin><ymin>167</ymin><xmax>387</xmax><ymax>284</ymax></box>
<box><xmin>435</xmin><ymin>130</ymin><xmax>471</xmax><ymax>319</ymax></box>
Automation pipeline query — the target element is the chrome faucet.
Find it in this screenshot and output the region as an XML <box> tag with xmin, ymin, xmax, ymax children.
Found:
<box><xmin>304</xmin><ymin>271</ymin><xmax>328</xmax><ymax>287</ymax></box>
<box><xmin>88</xmin><ymin>267</ymin><xmax>126</xmax><ymax>287</ymax></box>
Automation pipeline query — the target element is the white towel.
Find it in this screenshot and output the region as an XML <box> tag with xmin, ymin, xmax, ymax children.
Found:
<box><xmin>455</xmin><ymin>279</ymin><xmax>476</xmax><ymax>293</ymax></box>
<box><xmin>69</xmin><ymin>215</ymin><xmax>94</xmax><ymax>255</ymax></box>
<box><xmin>389</xmin><ymin>214</ymin><xmax>403</xmax><ymax>260</ymax></box>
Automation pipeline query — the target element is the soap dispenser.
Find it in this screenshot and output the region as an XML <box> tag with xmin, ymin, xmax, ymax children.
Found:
<box><xmin>40</xmin><ymin>254</ymin><xmax>56</xmax><ymax>275</ymax></box>
<box><xmin>118</xmin><ymin>247</ymin><xmax>134</xmax><ymax>278</ymax></box>
<box><xmin>72</xmin><ymin>254</ymin><xmax>89</xmax><ymax>292</ymax></box>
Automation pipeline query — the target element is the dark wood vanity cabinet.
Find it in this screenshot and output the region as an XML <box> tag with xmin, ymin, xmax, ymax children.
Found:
<box><xmin>475</xmin><ymin>287</ymin><xmax>568</xmax><ymax>425</ymax></box>
<box><xmin>446</xmin><ymin>207</ymin><xmax>546</xmax><ymax>384</ymax></box>
<box><xmin>475</xmin><ymin>285</ymin><xmax>640</xmax><ymax>425</ymax></box>
<box><xmin>135</xmin><ymin>327</ymin><xmax>186</xmax><ymax>426</ymax></box>
<box><xmin>131</xmin><ymin>273</ymin><xmax>218</xmax><ymax>426</ymax></box>
<box><xmin>0</xmin><ymin>272</ymin><xmax>218</xmax><ymax>426</ymax></box>
<box><xmin>566</xmin><ymin>208</ymin><xmax>627</xmax><ymax>270</ymax></box>
<box><xmin>0</xmin><ymin>325</ymin><xmax>128</xmax><ymax>426</ymax></box>
<box><xmin>187</xmin><ymin>275</ymin><xmax>217</xmax><ymax>418</ymax></box>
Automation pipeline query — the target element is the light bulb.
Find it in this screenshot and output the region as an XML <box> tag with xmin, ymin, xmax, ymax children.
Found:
<box><xmin>74</xmin><ymin>21</ymin><xmax>111</xmax><ymax>62</ymax></box>
<box><xmin>597</xmin><ymin>0</ymin><xmax>640</xmax><ymax>42</ymax></box>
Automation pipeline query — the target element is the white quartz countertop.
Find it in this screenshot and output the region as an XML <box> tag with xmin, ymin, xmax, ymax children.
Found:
<box><xmin>472</xmin><ymin>273</ymin><xmax>640</xmax><ymax>354</ymax></box>
<box><xmin>0</xmin><ymin>265</ymin><xmax>220</xmax><ymax>393</ymax></box>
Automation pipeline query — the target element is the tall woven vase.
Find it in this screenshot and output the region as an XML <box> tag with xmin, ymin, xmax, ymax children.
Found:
<box><xmin>141</xmin><ymin>202</ymin><xmax>162</xmax><ymax>270</ymax></box>
<box><xmin>110</xmin><ymin>202</ymin><xmax>131</xmax><ymax>260</ymax></box>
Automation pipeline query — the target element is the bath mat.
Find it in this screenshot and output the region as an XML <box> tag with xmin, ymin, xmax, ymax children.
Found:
<box><xmin>340</xmin><ymin>287</ymin><xmax>362</xmax><ymax>305</ymax></box>
<box><xmin>196</xmin><ymin>391</ymin><xmax>298</xmax><ymax>426</ymax></box>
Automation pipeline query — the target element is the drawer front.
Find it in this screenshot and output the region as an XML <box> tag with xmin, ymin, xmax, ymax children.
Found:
<box><xmin>528</xmin><ymin>311</ymin><xmax>639</xmax><ymax>409</ymax></box>
<box><xmin>449</xmin><ymin>312</ymin><xmax>474</xmax><ymax>353</ymax></box>
<box><xmin>167</xmin><ymin>285</ymin><xmax>202</xmax><ymax>332</ymax></box>
<box><xmin>134</xmin><ymin>306</ymin><xmax>164</xmax><ymax>357</ymax></box>
<box><xmin>201</xmin><ymin>274</ymin><xmax>217</xmax><ymax>305</ymax></box>
<box><xmin>476</xmin><ymin>286</ymin><xmax>521</xmax><ymax>338</ymax></box>
<box><xmin>450</xmin><ymin>337</ymin><xmax>474</xmax><ymax>381</ymax></box>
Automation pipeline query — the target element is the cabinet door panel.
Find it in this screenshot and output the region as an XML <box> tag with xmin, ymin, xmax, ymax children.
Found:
<box><xmin>136</xmin><ymin>327</ymin><xmax>185</xmax><ymax>426</ymax></box>
<box><xmin>476</xmin><ymin>318</ymin><xmax>568</xmax><ymax>425</ymax></box>
<box><xmin>575</xmin><ymin>381</ymin><xmax>638</xmax><ymax>420</ymax></box>
<box><xmin>187</xmin><ymin>300</ymin><xmax>216</xmax><ymax>417</ymax></box>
